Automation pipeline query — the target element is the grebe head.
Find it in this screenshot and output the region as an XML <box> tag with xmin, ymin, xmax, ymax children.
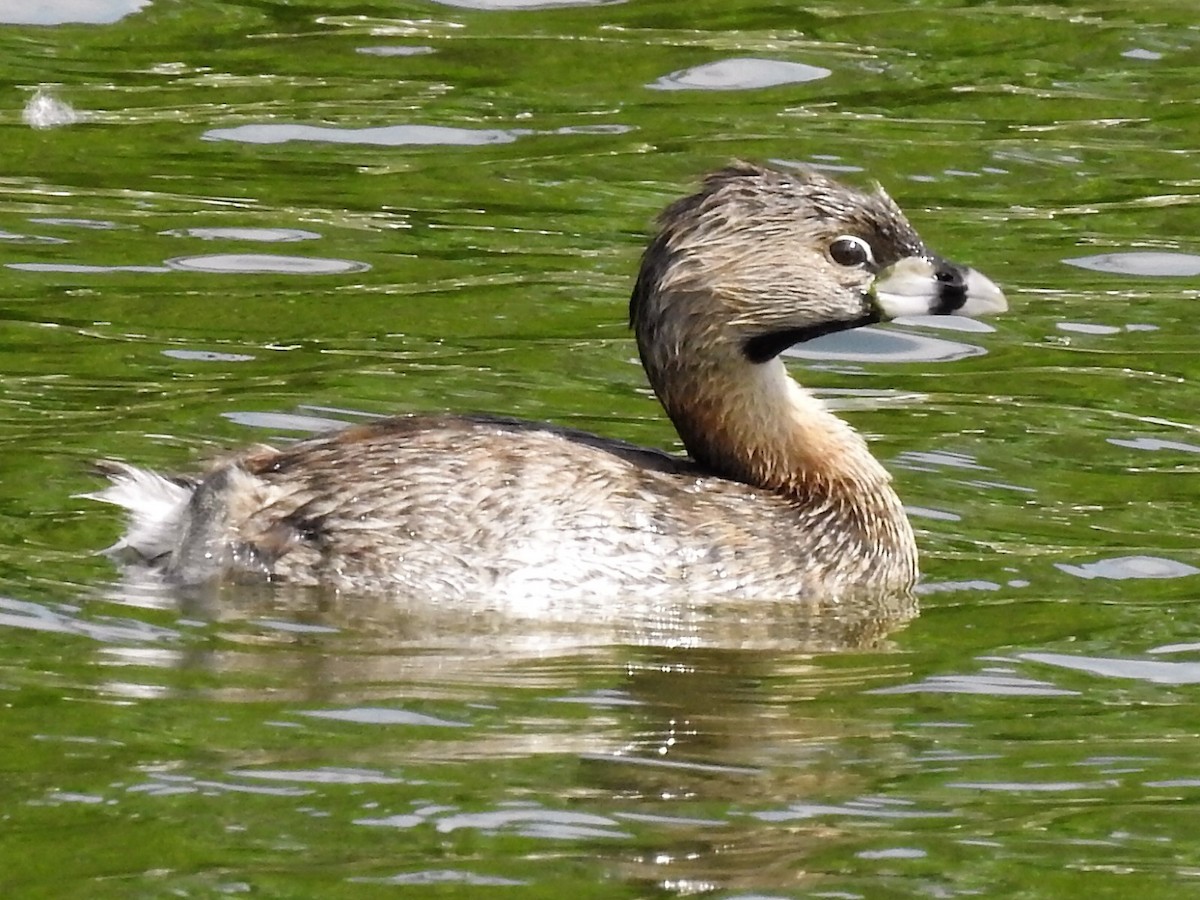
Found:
<box><xmin>628</xmin><ymin>161</ymin><xmax>1006</xmax><ymax>484</ymax></box>
<box><xmin>630</xmin><ymin>161</ymin><xmax>1006</xmax><ymax>372</ymax></box>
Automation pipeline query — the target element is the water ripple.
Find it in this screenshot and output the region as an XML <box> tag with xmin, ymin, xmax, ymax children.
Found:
<box><xmin>1064</xmin><ymin>251</ymin><xmax>1200</xmax><ymax>276</ymax></box>
<box><xmin>351</xmin><ymin>870</ymin><xmax>525</xmax><ymax>886</ymax></box>
<box><xmin>203</xmin><ymin>123</ymin><xmax>519</xmax><ymax>146</ymax></box>
<box><xmin>870</xmin><ymin>673</ymin><xmax>1078</xmax><ymax>697</ymax></box>
<box><xmin>299</xmin><ymin>707</ymin><xmax>469</xmax><ymax>727</ymax></box>
<box><xmin>1055</xmin><ymin>555</ymin><xmax>1200</xmax><ymax>580</ymax></box>
<box><xmin>649</xmin><ymin>57</ymin><xmax>831</xmax><ymax>91</ymax></box>
<box><xmin>161</xmin><ymin>227</ymin><xmax>321</xmax><ymax>242</ymax></box>
<box><xmin>787</xmin><ymin>326</ymin><xmax>986</xmax><ymax>364</ymax></box>
<box><xmin>356</xmin><ymin>46</ymin><xmax>437</xmax><ymax>57</ymax></box>
<box><xmin>1021</xmin><ymin>652</ymin><xmax>1200</xmax><ymax>686</ymax></box>
<box><xmin>7</xmin><ymin>263</ymin><xmax>168</xmax><ymax>274</ymax></box>
<box><xmin>21</xmin><ymin>87</ymin><xmax>81</xmax><ymax>128</ymax></box>
<box><xmin>3</xmin><ymin>0</ymin><xmax>147</xmax><ymax>25</ymax></box>
<box><xmin>0</xmin><ymin>596</ymin><xmax>178</xmax><ymax>644</ymax></box>
<box><xmin>165</xmin><ymin>254</ymin><xmax>369</xmax><ymax>274</ymax></box>
<box><xmin>230</xmin><ymin>767</ymin><xmax>407</xmax><ymax>785</ymax></box>
<box><xmin>753</xmin><ymin>797</ymin><xmax>954</xmax><ymax>822</ymax></box>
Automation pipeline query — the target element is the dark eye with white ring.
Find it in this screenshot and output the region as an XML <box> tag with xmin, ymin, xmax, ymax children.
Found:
<box><xmin>829</xmin><ymin>235</ymin><xmax>874</xmax><ymax>267</ymax></box>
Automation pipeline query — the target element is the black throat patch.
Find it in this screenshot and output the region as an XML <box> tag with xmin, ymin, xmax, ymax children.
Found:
<box><xmin>742</xmin><ymin>310</ymin><xmax>882</xmax><ymax>364</ymax></box>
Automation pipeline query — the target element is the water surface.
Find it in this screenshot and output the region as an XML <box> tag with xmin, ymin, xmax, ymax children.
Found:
<box><xmin>2</xmin><ymin>1</ymin><xmax>1200</xmax><ymax>897</ymax></box>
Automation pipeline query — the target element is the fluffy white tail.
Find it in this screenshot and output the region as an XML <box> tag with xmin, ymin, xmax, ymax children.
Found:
<box><xmin>81</xmin><ymin>461</ymin><xmax>195</xmax><ymax>561</ymax></box>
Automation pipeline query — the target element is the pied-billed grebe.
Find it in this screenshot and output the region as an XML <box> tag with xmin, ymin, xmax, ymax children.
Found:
<box><xmin>90</xmin><ymin>162</ymin><xmax>1005</xmax><ymax>600</ymax></box>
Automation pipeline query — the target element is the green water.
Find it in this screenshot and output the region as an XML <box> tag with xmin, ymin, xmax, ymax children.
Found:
<box><xmin>3</xmin><ymin>0</ymin><xmax>1200</xmax><ymax>896</ymax></box>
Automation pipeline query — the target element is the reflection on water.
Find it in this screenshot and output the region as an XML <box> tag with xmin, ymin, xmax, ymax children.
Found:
<box><xmin>203</xmin><ymin>123</ymin><xmax>520</xmax><ymax>146</ymax></box>
<box><xmin>300</xmin><ymin>708</ymin><xmax>470</xmax><ymax>727</ymax></box>
<box><xmin>86</xmin><ymin>575</ymin><xmax>920</xmax><ymax>658</ymax></box>
<box><xmin>0</xmin><ymin>229</ymin><xmax>68</xmax><ymax>244</ymax></box>
<box><xmin>359</xmin><ymin>804</ymin><xmax>632</xmax><ymax>839</ymax></box>
<box><xmin>895</xmin><ymin>449</ymin><xmax>991</xmax><ymax>473</ymax></box>
<box><xmin>2</xmin><ymin>0</ymin><xmax>148</xmax><ymax>25</ymax></box>
<box><xmin>787</xmin><ymin>324</ymin><xmax>987</xmax><ymax>364</ymax></box>
<box><xmin>356</xmin><ymin>45</ymin><xmax>436</xmax><ymax>57</ymax></box>
<box><xmin>352</xmin><ymin>870</ymin><xmax>526</xmax><ymax>886</ymax></box>
<box><xmin>29</xmin><ymin>217</ymin><xmax>120</xmax><ymax>229</ymax></box>
<box><xmin>894</xmin><ymin>313</ymin><xmax>996</xmax><ymax>334</ymax></box>
<box><xmin>6</xmin><ymin>572</ymin><xmax>928</xmax><ymax>895</ymax></box>
<box><xmin>871</xmin><ymin>671</ymin><xmax>1079</xmax><ymax>697</ymax></box>
<box><xmin>1064</xmin><ymin>251</ymin><xmax>1200</xmax><ymax>276</ymax></box>
<box><xmin>1109</xmin><ymin>436</ymin><xmax>1200</xmax><ymax>453</ymax></box>
<box><xmin>1122</xmin><ymin>48</ymin><xmax>1164</xmax><ymax>61</ymax></box>
<box><xmin>20</xmin><ymin>88</ymin><xmax>78</xmax><ymax>130</ymax></box>
<box><xmin>161</xmin><ymin>349</ymin><xmax>256</xmax><ymax>362</ymax></box>
<box><xmin>161</xmin><ymin>227</ymin><xmax>321</xmax><ymax>242</ymax></box>
<box><xmin>5</xmin><ymin>0</ymin><xmax>1200</xmax><ymax>896</ymax></box>
<box><xmin>1056</xmin><ymin>321</ymin><xmax>1122</xmax><ymax>335</ymax></box>
<box><xmin>1055</xmin><ymin>554</ymin><xmax>1200</xmax><ymax>580</ymax></box>
<box><xmin>430</xmin><ymin>0</ymin><xmax>615</xmax><ymax>8</ymax></box>
<box><xmin>1022</xmin><ymin>651</ymin><xmax>1200</xmax><ymax>686</ymax></box>
<box><xmin>164</xmin><ymin>253</ymin><xmax>369</xmax><ymax>274</ymax></box>
<box><xmin>648</xmin><ymin>58</ymin><xmax>832</xmax><ymax>91</ymax></box>
<box><xmin>0</xmin><ymin>595</ymin><xmax>178</xmax><ymax>644</ymax></box>
<box><xmin>7</xmin><ymin>262</ymin><xmax>168</xmax><ymax>273</ymax></box>
<box><xmin>221</xmin><ymin>410</ymin><xmax>356</xmax><ymax>432</ymax></box>
<box><xmin>202</xmin><ymin>122</ymin><xmax>632</xmax><ymax>146</ymax></box>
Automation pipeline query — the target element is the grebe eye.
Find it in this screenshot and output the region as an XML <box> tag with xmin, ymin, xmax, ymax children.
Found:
<box><xmin>829</xmin><ymin>235</ymin><xmax>874</xmax><ymax>267</ymax></box>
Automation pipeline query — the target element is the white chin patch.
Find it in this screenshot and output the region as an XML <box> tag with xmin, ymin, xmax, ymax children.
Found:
<box><xmin>871</xmin><ymin>256</ymin><xmax>941</xmax><ymax>318</ymax></box>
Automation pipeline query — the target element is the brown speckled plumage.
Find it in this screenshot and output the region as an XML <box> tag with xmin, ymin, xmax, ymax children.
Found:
<box><xmin>89</xmin><ymin>163</ymin><xmax>1006</xmax><ymax>601</ymax></box>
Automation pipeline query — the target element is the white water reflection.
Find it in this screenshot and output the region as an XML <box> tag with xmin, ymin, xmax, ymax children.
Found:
<box><xmin>1055</xmin><ymin>555</ymin><xmax>1200</xmax><ymax>580</ymax></box>
<box><xmin>946</xmin><ymin>779</ymin><xmax>1114</xmax><ymax>792</ymax></box>
<box><xmin>1</xmin><ymin>0</ymin><xmax>148</xmax><ymax>25</ymax></box>
<box><xmin>774</xmin><ymin>155</ymin><xmax>864</xmax><ymax>175</ymax></box>
<box><xmin>0</xmin><ymin>230</ymin><xmax>69</xmax><ymax>244</ymax></box>
<box><xmin>230</xmin><ymin>767</ymin><xmax>407</xmax><ymax>785</ymax></box>
<box><xmin>10</xmin><ymin>255</ymin><xmax>366</xmax><ymax>275</ymax></box>
<box><xmin>787</xmin><ymin>325</ymin><xmax>986</xmax><ymax>364</ymax></box>
<box><xmin>30</xmin><ymin>217</ymin><xmax>120</xmax><ymax>229</ymax></box>
<box><xmin>161</xmin><ymin>349</ymin><xmax>256</xmax><ymax>363</ymax></box>
<box><xmin>352</xmin><ymin>871</ymin><xmax>525</xmax><ymax>887</ymax></box>
<box><xmin>895</xmin><ymin>450</ymin><xmax>992</xmax><ymax>473</ymax></box>
<box><xmin>431</xmin><ymin>0</ymin><xmax>618</xmax><ymax>8</ymax></box>
<box><xmin>0</xmin><ymin>596</ymin><xmax>178</xmax><ymax>644</ymax></box>
<box><xmin>202</xmin><ymin>121</ymin><xmax>630</xmax><ymax>146</ymax></box>
<box><xmin>356</xmin><ymin>46</ymin><xmax>436</xmax><ymax>57</ymax></box>
<box><xmin>1056</xmin><ymin>321</ymin><xmax>1122</xmax><ymax>335</ymax></box>
<box><xmin>649</xmin><ymin>57</ymin><xmax>831</xmax><ymax>91</ymax></box>
<box><xmin>221</xmin><ymin>410</ymin><xmax>349</xmax><ymax>432</ymax></box>
<box><xmin>165</xmin><ymin>254</ymin><xmax>369</xmax><ymax>274</ymax></box>
<box><xmin>551</xmin><ymin>123</ymin><xmax>633</xmax><ymax>135</ymax></box>
<box><xmin>1064</xmin><ymin>251</ymin><xmax>1200</xmax><ymax>276</ymax></box>
<box><xmin>357</xmin><ymin>803</ymin><xmax>629</xmax><ymax>840</ymax></box>
<box><xmin>906</xmin><ymin>506</ymin><xmax>962</xmax><ymax>522</ymax></box>
<box><xmin>753</xmin><ymin>797</ymin><xmax>954</xmax><ymax>821</ymax></box>
<box><xmin>203</xmin><ymin>123</ymin><xmax>519</xmax><ymax>146</ymax></box>
<box><xmin>1022</xmin><ymin>652</ymin><xmax>1200</xmax><ymax>686</ymax></box>
<box><xmin>894</xmin><ymin>314</ymin><xmax>996</xmax><ymax>334</ymax></box>
<box><xmin>1108</xmin><ymin>436</ymin><xmax>1200</xmax><ymax>453</ymax></box>
<box><xmin>7</xmin><ymin>262</ymin><xmax>168</xmax><ymax>273</ymax></box>
<box><xmin>870</xmin><ymin>673</ymin><xmax>1078</xmax><ymax>697</ymax></box>
<box><xmin>22</xmin><ymin>87</ymin><xmax>80</xmax><ymax>128</ymax></box>
<box><xmin>162</xmin><ymin>227</ymin><xmax>321</xmax><ymax>242</ymax></box>
<box><xmin>300</xmin><ymin>707</ymin><xmax>469</xmax><ymax>727</ymax></box>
